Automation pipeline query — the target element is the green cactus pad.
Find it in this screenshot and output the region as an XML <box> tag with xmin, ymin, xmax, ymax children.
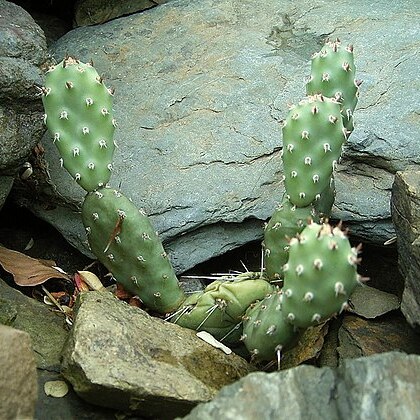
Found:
<box><xmin>313</xmin><ymin>176</ymin><xmax>336</xmax><ymax>219</ymax></box>
<box><xmin>263</xmin><ymin>197</ymin><xmax>318</xmax><ymax>281</ymax></box>
<box><xmin>242</xmin><ymin>289</ymin><xmax>301</xmax><ymax>362</ymax></box>
<box><xmin>81</xmin><ymin>186</ymin><xmax>185</xmax><ymax>313</ymax></box>
<box><xmin>172</xmin><ymin>274</ymin><xmax>274</xmax><ymax>345</ymax></box>
<box><xmin>281</xmin><ymin>221</ymin><xmax>360</xmax><ymax>329</ymax></box>
<box><xmin>306</xmin><ymin>39</ymin><xmax>359</xmax><ymax>132</ymax></box>
<box><xmin>42</xmin><ymin>57</ymin><xmax>116</xmax><ymax>192</ymax></box>
<box><xmin>282</xmin><ymin>95</ymin><xmax>346</xmax><ymax>207</ymax></box>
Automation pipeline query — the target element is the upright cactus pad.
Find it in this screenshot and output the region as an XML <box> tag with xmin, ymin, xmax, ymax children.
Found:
<box><xmin>81</xmin><ymin>186</ymin><xmax>185</xmax><ymax>313</ymax></box>
<box><xmin>242</xmin><ymin>289</ymin><xmax>301</xmax><ymax>362</ymax></box>
<box><xmin>282</xmin><ymin>95</ymin><xmax>347</xmax><ymax>207</ymax></box>
<box><xmin>263</xmin><ymin>197</ymin><xmax>318</xmax><ymax>281</ymax></box>
<box><xmin>172</xmin><ymin>275</ymin><xmax>274</xmax><ymax>345</ymax></box>
<box><xmin>42</xmin><ymin>57</ymin><xmax>116</xmax><ymax>192</ymax></box>
<box><xmin>282</xmin><ymin>221</ymin><xmax>360</xmax><ymax>329</ymax></box>
<box><xmin>306</xmin><ymin>39</ymin><xmax>359</xmax><ymax>132</ymax></box>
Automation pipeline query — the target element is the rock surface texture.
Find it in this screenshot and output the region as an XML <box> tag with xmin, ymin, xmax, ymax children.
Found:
<box><xmin>391</xmin><ymin>170</ymin><xmax>420</xmax><ymax>330</ymax></box>
<box><xmin>19</xmin><ymin>0</ymin><xmax>420</xmax><ymax>272</ymax></box>
<box><xmin>0</xmin><ymin>0</ymin><xmax>48</xmax><ymax>206</ymax></box>
<box><xmin>61</xmin><ymin>291</ymin><xmax>253</xmax><ymax>419</ymax></box>
<box><xmin>182</xmin><ymin>352</ymin><xmax>420</xmax><ymax>419</ymax></box>
<box><xmin>0</xmin><ymin>324</ymin><xmax>38</xmax><ymax>420</ymax></box>
<box><xmin>0</xmin><ymin>278</ymin><xmax>68</xmax><ymax>371</ymax></box>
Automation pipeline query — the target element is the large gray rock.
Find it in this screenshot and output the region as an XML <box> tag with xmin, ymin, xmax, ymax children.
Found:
<box><xmin>391</xmin><ymin>170</ymin><xmax>420</xmax><ymax>330</ymax></box>
<box><xmin>182</xmin><ymin>352</ymin><xmax>420</xmax><ymax>419</ymax></box>
<box><xmin>61</xmin><ymin>290</ymin><xmax>253</xmax><ymax>419</ymax></box>
<box><xmin>0</xmin><ymin>325</ymin><xmax>38</xmax><ymax>420</ymax></box>
<box><xmin>19</xmin><ymin>0</ymin><xmax>420</xmax><ymax>272</ymax></box>
<box><xmin>0</xmin><ymin>0</ymin><xmax>48</xmax><ymax>208</ymax></box>
<box><xmin>0</xmin><ymin>278</ymin><xmax>68</xmax><ymax>371</ymax></box>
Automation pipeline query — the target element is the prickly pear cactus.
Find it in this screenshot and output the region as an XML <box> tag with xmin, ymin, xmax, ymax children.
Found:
<box><xmin>282</xmin><ymin>95</ymin><xmax>347</xmax><ymax>207</ymax></box>
<box><xmin>263</xmin><ymin>197</ymin><xmax>318</xmax><ymax>281</ymax></box>
<box><xmin>172</xmin><ymin>275</ymin><xmax>274</xmax><ymax>345</ymax></box>
<box><xmin>81</xmin><ymin>186</ymin><xmax>185</xmax><ymax>313</ymax></box>
<box><xmin>242</xmin><ymin>289</ymin><xmax>301</xmax><ymax>362</ymax></box>
<box><xmin>42</xmin><ymin>57</ymin><xmax>116</xmax><ymax>192</ymax></box>
<box><xmin>281</xmin><ymin>221</ymin><xmax>360</xmax><ymax>329</ymax></box>
<box><xmin>306</xmin><ymin>39</ymin><xmax>360</xmax><ymax>132</ymax></box>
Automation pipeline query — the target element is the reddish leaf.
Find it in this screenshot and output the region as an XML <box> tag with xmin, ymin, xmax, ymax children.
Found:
<box><xmin>0</xmin><ymin>245</ymin><xmax>69</xmax><ymax>286</ymax></box>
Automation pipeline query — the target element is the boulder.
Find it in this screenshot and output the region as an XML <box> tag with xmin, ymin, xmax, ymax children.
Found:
<box><xmin>17</xmin><ymin>0</ymin><xmax>420</xmax><ymax>273</ymax></box>
<box><xmin>61</xmin><ymin>290</ymin><xmax>253</xmax><ymax>419</ymax></box>
<box><xmin>391</xmin><ymin>170</ymin><xmax>420</xmax><ymax>330</ymax></box>
<box><xmin>182</xmin><ymin>352</ymin><xmax>420</xmax><ymax>419</ymax></box>
<box><xmin>0</xmin><ymin>0</ymin><xmax>48</xmax><ymax>206</ymax></box>
<box><xmin>0</xmin><ymin>278</ymin><xmax>69</xmax><ymax>371</ymax></box>
<box><xmin>74</xmin><ymin>0</ymin><xmax>159</xmax><ymax>27</ymax></box>
<box><xmin>0</xmin><ymin>325</ymin><xmax>38</xmax><ymax>420</ymax></box>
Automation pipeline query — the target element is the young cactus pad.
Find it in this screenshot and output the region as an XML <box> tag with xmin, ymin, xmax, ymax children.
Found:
<box><xmin>281</xmin><ymin>221</ymin><xmax>360</xmax><ymax>329</ymax></box>
<box><xmin>306</xmin><ymin>39</ymin><xmax>359</xmax><ymax>132</ymax></box>
<box><xmin>263</xmin><ymin>197</ymin><xmax>318</xmax><ymax>281</ymax></box>
<box><xmin>242</xmin><ymin>289</ymin><xmax>301</xmax><ymax>362</ymax></box>
<box><xmin>81</xmin><ymin>186</ymin><xmax>185</xmax><ymax>313</ymax></box>
<box><xmin>172</xmin><ymin>275</ymin><xmax>274</xmax><ymax>345</ymax></box>
<box><xmin>282</xmin><ymin>95</ymin><xmax>347</xmax><ymax>207</ymax></box>
<box><xmin>42</xmin><ymin>57</ymin><xmax>116</xmax><ymax>192</ymax></box>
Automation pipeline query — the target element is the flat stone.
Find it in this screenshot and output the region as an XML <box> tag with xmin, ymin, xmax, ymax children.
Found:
<box><xmin>61</xmin><ymin>291</ymin><xmax>253</xmax><ymax>419</ymax></box>
<box><xmin>337</xmin><ymin>314</ymin><xmax>420</xmax><ymax>360</ymax></box>
<box><xmin>391</xmin><ymin>170</ymin><xmax>420</xmax><ymax>330</ymax></box>
<box><xmin>0</xmin><ymin>278</ymin><xmax>69</xmax><ymax>370</ymax></box>
<box><xmin>19</xmin><ymin>0</ymin><xmax>420</xmax><ymax>272</ymax></box>
<box><xmin>182</xmin><ymin>352</ymin><xmax>420</xmax><ymax>419</ymax></box>
<box><xmin>0</xmin><ymin>325</ymin><xmax>38</xmax><ymax>420</ymax></box>
<box><xmin>348</xmin><ymin>285</ymin><xmax>400</xmax><ymax>319</ymax></box>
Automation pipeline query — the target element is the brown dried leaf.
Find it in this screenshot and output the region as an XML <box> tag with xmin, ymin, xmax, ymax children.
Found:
<box><xmin>0</xmin><ymin>245</ymin><xmax>69</xmax><ymax>286</ymax></box>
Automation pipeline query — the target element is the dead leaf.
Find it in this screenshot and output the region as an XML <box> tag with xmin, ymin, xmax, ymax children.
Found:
<box><xmin>0</xmin><ymin>245</ymin><xmax>69</xmax><ymax>286</ymax></box>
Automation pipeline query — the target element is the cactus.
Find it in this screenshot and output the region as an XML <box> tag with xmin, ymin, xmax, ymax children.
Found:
<box><xmin>81</xmin><ymin>186</ymin><xmax>185</xmax><ymax>313</ymax></box>
<box><xmin>172</xmin><ymin>274</ymin><xmax>274</xmax><ymax>345</ymax></box>
<box><xmin>242</xmin><ymin>289</ymin><xmax>301</xmax><ymax>362</ymax></box>
<box><xmin>281</xmin><ymin>221</ymin><xmax>361</xmax><ymax>329</ymax></box>
<box><xmin>282</xmin><ymin>95</ymin><xmax>347</xmax><ymax>208</ymax></box>
<box><xmin>42</xmin><ymin>57</ymin><xmax>116</xmax><ymax>192</ymax></box>
<box><xmin>263</xmin><ymin>197</ymin><xmax>318</xmax><ymax>281</ymax></box>
<box><xmin>306</xmin><ymin>39</ymin><xmax>360</xmax><ymax>132</ymax></box>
